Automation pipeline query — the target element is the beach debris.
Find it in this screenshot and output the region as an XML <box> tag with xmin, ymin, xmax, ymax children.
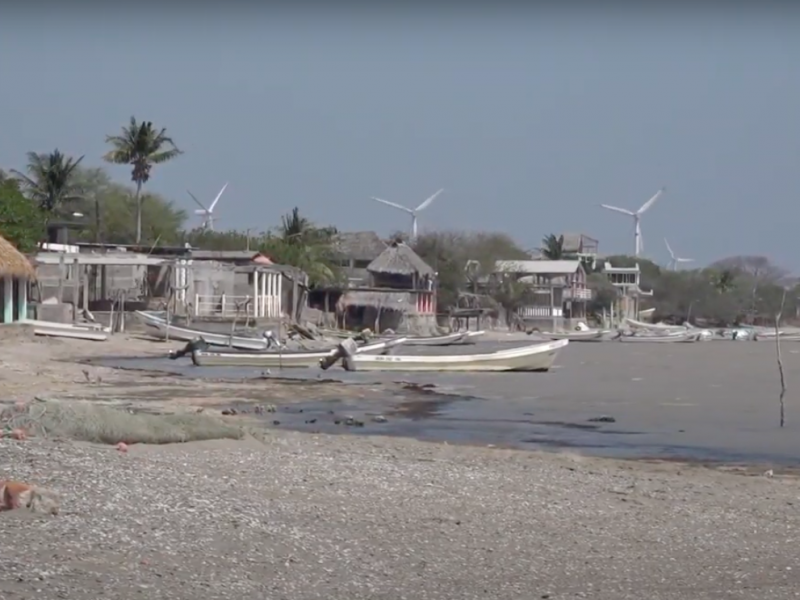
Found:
<box><xmin>588</xmin><ymin>416</ymin><xmax>616</xmax><ymax>423</ymax></box>
<box><xmin>372</xmin><ymin>415</ymin><xmax>388</xmax><ymax>423</ymax></box>
<box><xmin>116</xmin><ymin>442</ymin><xmax>129</xmax><ymax>453</ymax></box>
<box><xmin>1</xmin><ymin>480</ymin><xmax>60</xmax><ymax>515</ymax></box>
<box><xmin>764</xmin><ymin>469</ymin><xmax>774</xmax><ymax>478</ymax></box>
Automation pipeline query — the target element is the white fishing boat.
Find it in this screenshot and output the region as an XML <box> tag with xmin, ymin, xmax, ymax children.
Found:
<box><xmin>136</xmin><ymin>311</ymin><xmax>272</xmax><ymax>350</ymax></box>
<box><xmin>625</xmin><ymin>317</ymin><xmax>688</xmax><ymax>333</ymax></box>
<box><xmin>392</xmin><ymin>330</ymin><xmax>484</xmax><ymax>346</ymax></box>
<box><xmin>326</xmin><ymin>339</ymin><xmax>570</xmax><ymax>373</ymax></box>
<box><xmin>321</xmin><ymin>328</ymin><xmax>484</xmax><ymax>346</ymax></box>
<box><xmin>191</xmin><ymin>337</ymin><xmax>409</xmax><ymax>368</ymax></box>
<box><xmin>618</xmin><ymin>331</ymin><xmax>700</xmax><ymax>343</ymax></box>
<box><xmin>33</xmin><ymin>326</ymin><xmax>108</xmax><ymax>341</ymax></box>
<box><xmin>541</xmin><ymin>329</ymin><xmax>607</xmax><ymax>342</ymax></box>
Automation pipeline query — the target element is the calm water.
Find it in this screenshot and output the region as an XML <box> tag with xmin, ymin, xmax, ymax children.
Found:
<box><xmin>91</xmin><ymin>340</ymin><xmax>800</xmax><ymax>465</ymax></box>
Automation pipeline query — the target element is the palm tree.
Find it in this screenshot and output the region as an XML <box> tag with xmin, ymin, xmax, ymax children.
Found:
<box><xmin>279</xmin><ymin>207</ymin><xmax>312</xmax><ymax>242</ymax></box>
<box><xmin>103</xmin><ymin>117</ymin><xmax>183</xmax><ymax>244</ymax></box>
<box><xmin>539</xmin><ymin>234</ymin><xmax>565</xmax><ymax>260</ymax></box>
<box><xmin>11</xmin><ymin>150</ymin><xmax>84</xmax><ymax>217</ymax></box>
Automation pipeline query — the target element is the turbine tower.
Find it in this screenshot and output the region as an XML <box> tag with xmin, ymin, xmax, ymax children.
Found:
<box><xmin>370</xmin><ymin>189</ymin><xmax>444</xmax><ymax>241</ymax></box>
<box><xmin>664</xmin><ymin>238</ymin><xmax>694</xmax><ymax>270</ymax></box>
<box><xmin>188</xmin><ymin>182</ymin><xmax>229</xmax><ymax>231</ymax></box>
<box><xmin>600</xmin><ymin>187</ymin><xmax>665</xmax><ymax>257</ymax></box>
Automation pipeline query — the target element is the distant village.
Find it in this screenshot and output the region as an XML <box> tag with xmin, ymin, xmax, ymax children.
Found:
<box><xmin>0</xmin><ymin>117</ymin><xmax>793</xmax><ymax>332</ymax></box>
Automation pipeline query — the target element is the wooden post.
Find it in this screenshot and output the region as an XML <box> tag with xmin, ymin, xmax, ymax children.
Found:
<box><xmin>72</xmin><ymin>258</ymin><xmax>80</xmax><ymax>323</ymax></box>
<box><xmin>57</xmin><ymin>253</ymin><xmax>65</xmax><ymax>304</ymax></box>
<box><xmin>82</xmin><ymin>265</ymin><xmax>90</xmax><ymax>313</ymax></box>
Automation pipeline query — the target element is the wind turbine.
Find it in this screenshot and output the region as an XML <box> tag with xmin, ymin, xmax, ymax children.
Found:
<box><xmin>188</xmin><ymin>183</ymin><xmax>228</xmax><ymax>231</ymax></box>
<box><xmin>664</xmin><ymin>238</ymin><xmax>694</xmax><ymax>270</ymax></box>
<box><xmin>370</xmin><ymin>189</ymin><xmax>444</xmax><ymax>241</ymax></box>
<box><xmin>600</xmin><ymin>187</ymin><xmax>665</xmax><ymax>257</ymax></box>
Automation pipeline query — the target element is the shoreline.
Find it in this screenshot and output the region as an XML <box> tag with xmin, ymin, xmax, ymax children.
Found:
<box><xmin>0</xmin><ymin>331</ymin><xmax>792</xmax><ymax>476</ymax></box>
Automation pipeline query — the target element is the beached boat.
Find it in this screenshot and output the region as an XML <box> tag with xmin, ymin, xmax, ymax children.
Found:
<box><xmin>541</xmin><ymin>329</ymin><xmax>607</xmax><ymax>342</ymax></box>
<box><xmin>320</xmin><ymin>328</ymin><xmax>484</xmax><ymax>346</ymax></box>
<box><xmin>190</xmin><ymin>337</ymin><xmax>409</xmax><ymax>368</ymax></box>
<box><xmin>617</xmin><ymin>331</ymin><xmax>700</xmax><ymax>343</ymax></box>
<box><xmin>625</xmin><ymin>317</ymin><xmax>688</xmax><ymax>333</ymax></box>
<box><xmin>136</xmin><ymin>311</ymin><xmax>272</xmax><ymax>350</ymax></box>
<box><xmin>33</xmin><ymin>326</ymin><xmax>108</xmax><ymax>341</ymax></box>
<box><xmin>325</xmin><ymin>339</ymin><xmax>570</xmax><ymax>373</ymax></box>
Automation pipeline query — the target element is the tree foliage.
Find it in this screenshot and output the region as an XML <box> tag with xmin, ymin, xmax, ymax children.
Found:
<box><xmin>412</xmin><ymin>230</ymin><xmax>531</xmax><ymax>310</ymax></box>
<box><xmin>601</xmin><ymin>254</ymin><xmax>796</xmax><ymax>326</ymax></box>
<box><xmin>0</xmin><ymin>179</ymin><xmax>45</xmax><ymax>252</ymax></box>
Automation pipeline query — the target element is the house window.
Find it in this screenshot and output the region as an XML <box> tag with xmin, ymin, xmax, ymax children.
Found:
<box><xmin>353</xmin><ymin>260</ymin><xmax>371</xmax><ymax>269</ymax></box>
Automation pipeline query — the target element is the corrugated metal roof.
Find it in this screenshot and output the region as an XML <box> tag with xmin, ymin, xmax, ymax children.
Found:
<box><xmin>495</xmin><ymin>260</ymin><xmax>582</xmax><ymax>275</ymax></box>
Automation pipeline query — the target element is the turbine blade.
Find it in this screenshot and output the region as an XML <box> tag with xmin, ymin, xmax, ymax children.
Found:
<box><xmin>187</xmin><ymin>191</ymin><xmax>207</xmax><ymax>211</ymax></box>
<box><xmin>371</xmin><ymin>197</ymin><xmax>413</xmax><ymax>213</ymax></box>
<box><xmin>637</xmin><ymin>187</ymin><xmax>665</xmax><ymax>215</ymax></box>
<box><xmin>208</xmin><ymin>182</ymin><xmax>229</xmax><ymax>212</ymax></box>
<box><xmin>677</xmin><ymin>258</ymin><xmax>694</xmax><ymax>262</ymax></box>
<box><xmin>415</xmin><ymin>188</ymin><xmax>444</xmax><ymax>212</ymax></box>
<box><xmin>600</xmin><ymin>204</ymin><xmax>635</xmax><ymax>216</ymax></box>
<box><xmin>194</xmin><ymin>209</ymin><xmax>207</xmax><ymax>215</ymax></box>
<box><xmin>664</xmin><ymin>238</ymin><xmax>675</xmax><ymax>258</ymax></box>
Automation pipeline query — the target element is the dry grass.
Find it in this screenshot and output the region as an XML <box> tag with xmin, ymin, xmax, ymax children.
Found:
<box><xmin>0</xmin><ymin>398</ymin><xmax>243</xmax><ymax>445</ymax></box>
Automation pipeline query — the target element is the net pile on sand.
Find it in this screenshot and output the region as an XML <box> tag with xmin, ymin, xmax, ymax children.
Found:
<box><xmin>0</xmin><ymin>398</ymin><xmax>243</xmax><ymax>445</ymax></box>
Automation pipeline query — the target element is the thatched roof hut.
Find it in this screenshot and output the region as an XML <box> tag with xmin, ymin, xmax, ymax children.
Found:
<box><xmin>367</xmin><ymin>242</ymin><xmax>433</xmax><ymax>277</ymax></box>
<box><xmin>0</xmin><ymin>234</ymin><xmax>36</xmax><ymax>280</ymax></box>
<box><xmin>332</xmin><ymin>231</ymin><xmax>387</xmax><ymax>263</ymax></box>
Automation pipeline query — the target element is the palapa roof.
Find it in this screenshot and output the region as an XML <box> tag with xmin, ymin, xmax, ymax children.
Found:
<box><xmin>367</xmin><ymin>242</ymin><xmax>434</xmax><ymax>277</ymax></box>
<box><xmin>332</xmin><ymin>231</ymin><xmax>387</xmax><ymax>262</ymax></box>
<box><xmin>0</xmin><ymin>233</ymin><xmax>36</xmax><ymax>280</ymax></box>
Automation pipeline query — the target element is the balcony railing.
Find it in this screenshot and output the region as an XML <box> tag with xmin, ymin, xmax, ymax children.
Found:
<box><xmin>563</xmin><ymin>288</ymin><xmax>593</xmax><ymax>301</ymax></box>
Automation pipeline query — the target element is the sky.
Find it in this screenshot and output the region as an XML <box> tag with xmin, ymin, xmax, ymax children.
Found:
<box><xmin>1</xmin><ymin>4</ymin><xmax>798</xmax><ymax>270</ymax></box>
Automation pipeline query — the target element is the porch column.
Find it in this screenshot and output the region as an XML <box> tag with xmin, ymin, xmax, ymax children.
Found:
<box><xmin>260</xmin><ymin>270</ymin><xmax>267</xmax><ymax>317</ymax></box>
<box><xmin>276</xmin><ymin>274</ymin><xmax>283</xmax><ymax>317</ymax></box>
<box><xmin>267</xmin><ymin>273</ymin><xmax>274</xmax><ymax>317</ymax></box>
<box><xmin>18</xmin><ymin>279</ymin><xmax>28</xmax><ymax>321</ymax></box>
<box><xmin>252</xmin><ymin>271</ymin><xmax>260</xmax><ymax>318</ymax></box>
<box><xmin>3</xmin><ymin>277</ymin><xmax>14</xmax><ymax>323</ymax></box>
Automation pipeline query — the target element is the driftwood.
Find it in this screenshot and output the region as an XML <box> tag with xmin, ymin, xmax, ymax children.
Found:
<box><xmin>775</xmin><ymin>289</ymin><xmax>788</xmax><ymax>428</ymax></box>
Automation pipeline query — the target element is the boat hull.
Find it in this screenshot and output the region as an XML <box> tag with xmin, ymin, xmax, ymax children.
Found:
<box><xmin>618</xmin><ymin>332</ymin><xmax>699</xmax><ymax>343</ymax></box>
<box><xmin>340</xmin><ymin>339</ymin><xmax>569</xmax><ymax>372</ymax></box>
<box><xmin>136</xmin><ymin>311</ymin><xmax>270</xmax><ymax>350</ymax></box>
<box><xmin>542</xmin><ymin>330</ymin><xmax>606</xmax><ymax>342</ymax></box>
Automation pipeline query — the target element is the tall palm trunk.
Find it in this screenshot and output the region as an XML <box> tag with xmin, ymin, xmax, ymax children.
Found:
<box><xmin>135</xmin><ymin>180</ymin><xmax>143</xmax><ymax>244</ymax></box>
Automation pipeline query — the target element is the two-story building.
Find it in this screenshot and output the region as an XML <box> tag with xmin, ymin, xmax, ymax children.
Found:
<box><xmin>493</xmin><ymin>259</ymin><xmax>592</xmax><ymax>327</ymax></box>
<box><xmin>601</xmin><ymin>261</ymin><xmax>653</xmax><ymax>323</ymax></box>
<box><xmin>335</xmin><ymin>241</ymin><xmax>438</xmax><ymax>334</ymax></box>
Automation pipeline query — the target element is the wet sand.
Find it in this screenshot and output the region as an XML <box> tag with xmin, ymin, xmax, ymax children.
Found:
<box><xmin>89</xmin><ymin>336</ymin><xmax>800</xmax><ymax>467</ymax></box>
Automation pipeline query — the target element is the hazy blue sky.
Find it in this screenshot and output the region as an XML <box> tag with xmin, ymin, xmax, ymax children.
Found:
<box><xmin>1</xmin><ymin>5</ymin><xmax>798</xmax><ymax>269</ymax></box>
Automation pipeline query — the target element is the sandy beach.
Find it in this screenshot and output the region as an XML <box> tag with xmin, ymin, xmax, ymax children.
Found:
<box><xmin>2</xmin><ymin>331</ymin><xmax>800</xmax><ymax>599</ymax></box>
